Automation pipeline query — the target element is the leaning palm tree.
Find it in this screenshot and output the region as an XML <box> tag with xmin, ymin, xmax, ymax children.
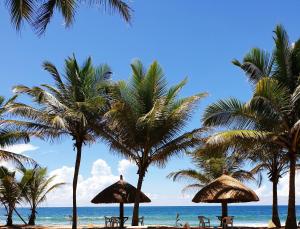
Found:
<box><xmin>0</xmin><ymin>166</ymin><xmax>22</xmax><ymax>226</ymax></box>
<box><xmin>7</xmin><ymin>56</ymin><xmax>112</xmax><ymax>229</ymax></box>
<box><xmin>203</xmin><ymin>79</ymin><xmax>300</xmax><ymax>228</ymax></box>
<box><xmin>102</xmin><ymin>60</ymin><xmax>206</xmax><ymax>225</ymax></box>
<box><xmin>168</xmin><ymin>145</ymin><xmax>255</xmax><ymax>193</ymax></box>
<box><xmin>5</xmin><ymin>0</ymin><xmax>132</xmax><ymax>35</ymax></box>
<box><xmin>203</xmin><ymin>25</ymin><xmax>300</xmax><ymax>229</ymax></box>
<box><xmin>20</xmin><ymin>166</ymin><xmax>65</xmax><ymax>225</ymax></box>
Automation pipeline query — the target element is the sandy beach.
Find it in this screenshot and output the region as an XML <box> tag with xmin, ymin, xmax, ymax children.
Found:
<box><xmin>0</xmin><ymin>226</ymin><xmax>273</xmax><ymax>229</ymax></box>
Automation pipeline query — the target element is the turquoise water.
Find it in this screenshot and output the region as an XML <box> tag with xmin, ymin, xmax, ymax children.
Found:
<box><xmin>2</xmin><ymin>206</ymin><xmax>300</xmax><ymax>226</ymax></box>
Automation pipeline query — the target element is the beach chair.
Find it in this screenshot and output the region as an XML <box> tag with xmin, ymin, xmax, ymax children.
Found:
<box><xmin>104</xmin><ymin>216</ymin><xmax>112</xmax><ymax>227</ymax></box>
<box><xmin>198</xmin><ymin>216</ymin><xmax>210</xmax><ymax>228</ymax></box>
<box><xmin>138</xmin><ymin>216</ymin><xmax>144</xmax><ymax>226</ymax></box>
<box><xmin>111</xmin><ymin>217</ymin><xmax>120</xmax><ymax>227</ymax></box>
<box><xmin>222</xmin><ymin>216</ymin><xmax>233</xmax><ymax>229</ymax></box>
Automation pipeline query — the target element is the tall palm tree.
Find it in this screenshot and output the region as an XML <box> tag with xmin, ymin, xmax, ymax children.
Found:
<box><xmin>168</xmin><ymin>145</ymin><xmax>255</xmax><ymax>193</ymax></box>
<box><xmin>203</xmin><ymin>25</ymin><xmax>300</xmax><ymax>229</ymax></box>
<box><xmin>20</xmin><ymin>166</ymin><xmax>65</xmax><ymax>225</ymax></box>
<box><xmin>5</xmin><ymin>0</ymin><xmax>132</xmax><ymax>35</ymax></box>
<box><xmin>102</xmin><ymin>60</ymin><xmax>206</xmax><ymax>225</ymax></box>
<box><xmin>0</xmin><ymin>166</ymin><xmax>22</xmax><ymax>226</ymax></box>
<box><xmin>7</xmin><ymin>56</ymin><xmax>112</xmax><ymax>229</ymax></box>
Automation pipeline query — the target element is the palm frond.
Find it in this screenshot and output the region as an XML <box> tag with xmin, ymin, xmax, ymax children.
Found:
<box><xmin>5</xmin><ymin>0</ymin><xmax>35</xmax><ymax>30</ymax></box>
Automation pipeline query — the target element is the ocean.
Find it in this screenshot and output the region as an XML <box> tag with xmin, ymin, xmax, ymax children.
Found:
<box><xmin>1</xmin><ymin>206</ymin><xmax>300</xmax><ymax>227</ymax></box>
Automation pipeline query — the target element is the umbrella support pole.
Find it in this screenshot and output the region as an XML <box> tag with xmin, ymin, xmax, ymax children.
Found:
<box><xmin>221</xmin><ymin>202</ymin><xmax>228</xmax><ymax>217</ymax></box>
<box><xmin>120</xmin><ymin>203</ymin><xmax>124</xmax><ymax>229</ymax></box>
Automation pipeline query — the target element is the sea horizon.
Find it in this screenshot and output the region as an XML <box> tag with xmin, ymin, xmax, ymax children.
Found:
<box><xmin>3</xmin><ymin>205</ymin><xmax>300</xmax><ymax>227</ymax></box>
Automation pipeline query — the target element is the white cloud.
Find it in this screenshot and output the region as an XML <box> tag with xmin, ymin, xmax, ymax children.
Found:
<box><xmin>1</xmin><ymin>144</ymin><xmax>38</xmax><ymax>155</ymax></box>
<box><xmin>45</xmin><ymin>159</ymin><xmax>135</xmax><ymax>206</ymax></box>
<box><xmin>118</xmin><ymin>159</ymin><xmax>136</xmax><ymax>176</ymax></box>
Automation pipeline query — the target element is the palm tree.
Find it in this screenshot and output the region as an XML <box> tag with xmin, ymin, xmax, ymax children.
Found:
<box><xmin>5</xmin><ymin>0</ymin><xmax>132</xmax><ymax>35</ymax></box>
<box><xmin>203</xmin><ymin>25</ymin><xmax>300</xmax><ymax>229</ymax></box>
<box><xmin>20</xmin><ymin>166</ymin><xmax>65</xmax><ymax>225</ymax></box>
<box><xmin>169</xmin><ymin>144</ymin><xmax>256</xmax><ymax>219</ymax></box>
<box><xmin>168</xmin><ymin>145</ymin><xmax>255</xmax><ymax>193</ymax></box>
<box><xmin>249</xmin><ymin>147</ymin><xmax>290</xmax><ymax>227</ymax></box>
<box><xmin>0</xmin><ymin>166</ymin><xmax>22</xmax><ymax>226</ymax></box>
<box><xmin>102</xmin><ymin>60</ymin><xmax>207</xmax><ymax>225</ymax></box>
<box><xmin>7</xmin><ymin>56</ymin><xmax>112</xmax><ymax>229</ymax></box>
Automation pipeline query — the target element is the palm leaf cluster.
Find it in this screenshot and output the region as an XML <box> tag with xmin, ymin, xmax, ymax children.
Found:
<box><xmin>5</xmin><ymin>0</ymin><xmax>132</xmax><ymax>35</ymax></box>
<box><xmin>100</xmin><ymin>60</ymin><xmax>207</xmax><ymax>225</ymax></box>
<box><xmin>202</xmin><ymin>25</ymin><xmax>300</xmax><ymax>228</ymax></box>
<box><xmin>6</xmin><ymin>56</ymin><xmax>112</xmax><ymax>229</ymax></box>
<box><xmin>168</xmin><ymin>144</ymin><xmax>255</xmax><ymax>193</ymax></box>
<box><xmin>0</xmin><ymin>96</ymin><xmax>36</xmax><ymax>168</ymax></box>
<box><xmin>20</xmin><ymin>166</ymin><xmax>65</xmax><ymax>225</ymax></box>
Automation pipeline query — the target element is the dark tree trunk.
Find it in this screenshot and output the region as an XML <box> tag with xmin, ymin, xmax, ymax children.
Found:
<box><xmin>6</xmin><ymin>208</ymin><xmax>13</xmax><ymax>226</ymax></box>
<box><xmin>271</xmin><ymin>180</ymin><xmax>281</xmax><ymax>227</ymax></box>
<box><xmin>132</xmin><ymin>169</ymin><xmax>145</xmax><ymax>226</ymax></box>
<box><xmin>72</xmin><ymin>141</ymin><xmax>83</xmax><ymax>229</ymax></box>
<box><xmin>28</xmin><ymin>207</ymin><xmax>36</xmax><ymax>225</ymax></box>
<box><xmin>285</xmin><ymin>150</ymin><xmax>297</xmax><ymax>229</ymax></box>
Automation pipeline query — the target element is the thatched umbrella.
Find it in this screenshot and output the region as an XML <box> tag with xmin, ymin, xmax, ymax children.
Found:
<box><xmin>91</xmin><ymin>175</ymin><xmax>151</xmax><ymax>228</ymax></box>
<box><xmin>192</xmin><ymin>174</ymin><xmax>259</xmax><ymax>218</ymax></box>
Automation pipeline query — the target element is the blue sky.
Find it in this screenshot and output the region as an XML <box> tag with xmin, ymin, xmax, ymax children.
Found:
<box><xmin>1</xmin><ymin>1</ymin><xmax>300</xmax><ymax>206</ymax></box>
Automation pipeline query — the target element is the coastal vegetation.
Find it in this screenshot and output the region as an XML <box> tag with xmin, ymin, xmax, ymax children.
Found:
<box><xmin>0</xmin><ymin>24</ymin><xmax>299</xmax><ymax>228</ymax></box>
<box><xmin>0</xmin><ymin>165</ymin><xmax>62</xmax><ymax>226</ymax></box>
<box><xmin>202</xmin><ymin>25</ymin><xmax>300</xmax><ymax>228</ymax></box>
<box><xmin>20</xmin><ymin>166</ymin><xmax>65</xmax><ymax>225</ymax></box>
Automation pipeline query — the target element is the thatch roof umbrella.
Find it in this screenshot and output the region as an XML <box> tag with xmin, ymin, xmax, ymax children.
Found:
<box><xmin>192</xmin><ymin>174</ymin><xmax>259</xmax><ymax>218</ymax></box>
<box><xmin>91</xmin><ymin>175</ymin><xmax>151</xmax><ymax>228</ymax></box>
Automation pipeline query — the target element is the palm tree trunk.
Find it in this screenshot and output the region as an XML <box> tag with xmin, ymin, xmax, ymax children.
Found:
<box><xmin>271</xmin><ymin>180</ymin><xmax>281</xmax><ymax>227</ymax></box>
<box><xmin>132</xmin><ymin>168</ymin><xmax>145</xmax><ymax>226</ymax></box>
<box><xmin>28</xmin><ymin>207</ymin><xmax>36</xmax><ymax>225</ymax></box>
<box><xmin>72</xmin><ymin>141</ymin><xmax>83</xmax><ymax>229</ymax></box>
<box><xmin>285</xmin><ymin>150</ymin><xmax>297</xmax><ymax>229</ymax></box>
<box><xmin>6</xmin><ymin>207</ymin><xmax>13</xmax><ymax>226</ymax></box>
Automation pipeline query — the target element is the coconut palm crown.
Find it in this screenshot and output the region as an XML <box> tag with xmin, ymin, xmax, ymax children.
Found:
<box><xmin>20</xmin><ymin>166</ymin><xmax>65</xmax><ymax>225</ymax></box>
<box><xmin>7</xmin><ymin>55</ymin><xmax>112</xmax><ymax>229</ymax></box>
<box><xmin>102</xmin><ymin>60</ymin><xmax>207</xmax><ymax>225</ymax></box>
<box><xmin>202</xmin><ymin>25</ymin><xmax>300</xmax><ymax>229</ymax></box>
<box><xmin>168</xmin><ymin>144</ymin><xmax>255</xmax><ymax>193</ymax></box>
